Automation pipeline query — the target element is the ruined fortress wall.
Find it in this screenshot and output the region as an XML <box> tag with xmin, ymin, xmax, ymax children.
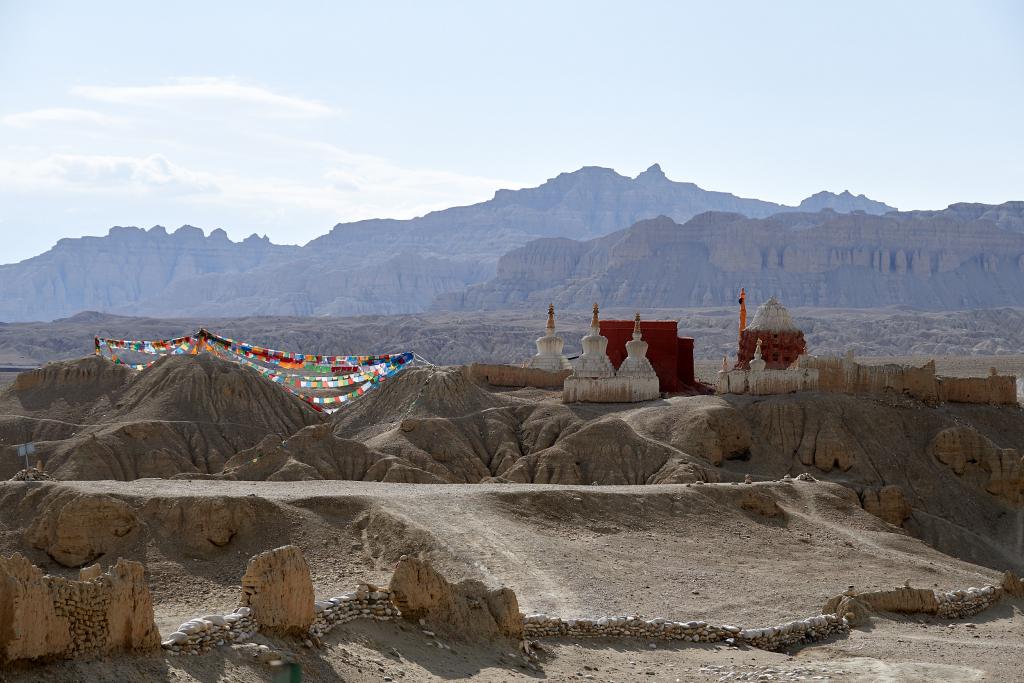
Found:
<box><xmin>562</xmin><ymin>375</ymin><xmax>660</xmax><ymax>403</ymax></box>
<box><xmin>800</xmin><ymin>357</ymin><xmax>940</xmax><ymax>402</ymax></box>
<box><xmin>0</xmin><ymin>555</ymin><xmax>159</xmax><ymax>664</ymax></box>
<box><xmin>797</xmin><ymin>356</ymin><xmax>1017</xmax><ymax>406</ymax></box>
<box><xmin>716</xmin><ymin>368</ymin><xmax>818</xmax><ymax>395</ymax></box>
<box><xmin>466</xmin><ymin>363</ymin><xmax>570</xmax><ymax>389</ymax></box>
<box><xmin>937</xmin><ymin>375</ymin><xmax>1018</xmax><ymax>406</ymax></box>
<box><xmin>719</xmin><ymin>356</ymin><xmax>1017</xmax><ymax>406</ymax></box>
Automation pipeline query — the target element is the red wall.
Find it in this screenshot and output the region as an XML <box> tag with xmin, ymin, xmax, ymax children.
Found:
<box><xmin>599</xmin><ymin>320</ymin><xmax>695</xmax><ymax>392</ymax></box>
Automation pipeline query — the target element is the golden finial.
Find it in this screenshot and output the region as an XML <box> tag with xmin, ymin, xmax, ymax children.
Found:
<box><xmin>591</xmin><ymin>302</ymin><xmax>600</xmax><ymax>327</ymax></box>
<box><xmin>546</xmin><ymin>303</ymin><xmax>555</xmax><ymax>331</ymax></box>
<box><xmin>633</xmin><ymin>311</ymin><xmax>641</xmax><ymax>334</ymax></box>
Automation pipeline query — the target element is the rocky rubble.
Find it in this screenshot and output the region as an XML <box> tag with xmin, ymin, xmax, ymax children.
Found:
<box><xmin>8</xmin><ymin>467</ymin><xmax>53</xmax><ymax>481</ymax></box>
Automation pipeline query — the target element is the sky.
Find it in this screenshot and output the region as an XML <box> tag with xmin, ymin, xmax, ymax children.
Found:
<box><xmin>0</xmin><ymin>1</ymin><xmax>1022</xmax><ymax>264</ymax></box>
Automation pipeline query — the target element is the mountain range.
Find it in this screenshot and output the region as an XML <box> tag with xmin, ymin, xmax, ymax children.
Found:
<box><xmin>12</xmin><ymin>162</ymin><xmax>1021</xmax><ymax>321</ymax></box>
<box><xmin>441</xmin><ymin>203</ymin><xmax>1024</xmax><ymax>310</ymax></box>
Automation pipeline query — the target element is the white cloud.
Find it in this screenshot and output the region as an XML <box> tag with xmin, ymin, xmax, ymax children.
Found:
<box><xmin>1</xmin><ymin>107</ymin><xmax>121</xmax><ymax>127</ymax></box>
<box><xmin>71</xmin><ymin>77</ymin><xmax>333</xmax><ymax>118</ymax></box>
<box><xmin>0</xmin><ymin>154</ymin><xmax>218</xmax><ymax>195</ymax></box>
<box><xmin>0</xmin><ymin>148</ymin><xmax>518</xmax><ymax>226</ymax></box>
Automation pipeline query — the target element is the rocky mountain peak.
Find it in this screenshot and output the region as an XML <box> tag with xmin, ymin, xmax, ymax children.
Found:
<box><xmin>796</xmin><ymin>190</ymin><xmax>893</xmax><ymax>215</ymax></box>
<box><xmin>635</xmin><ymin>163</ymin><xmax>668</xmax><ymax>183</ymax></box>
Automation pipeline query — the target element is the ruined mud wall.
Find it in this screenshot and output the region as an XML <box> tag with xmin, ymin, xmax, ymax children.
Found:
<box><xmin>800</xmin><ymin>356</ymin><xmax>940</xmax><ymax>401</ymax></box>
<box><xmin>822</xmin><ymin>584</ymin><xmax>1002</xmax><ymax>623</ymax></box>
<box><xmin>465</xmin><ymin>363</ymin><xmax>569</xmax><ymax>389</ymax></box>
<box><xmin>716</xmin><ymin>367</ymin><xmax>818</xmax><ymax>395</ymax></box>
<box><xmin>937</xmin><ymin>374</ymin><xmax>1017</xmax><ymax>405</ymax></box>
<box><xmin>0</xmin><ymin>554</ymin><xmax>159</xmax><ymax>664</ymax></box>
<box><xmin>562</xmin><ymin>375</ymin><xmax>660</xmax><ymax>403</ymax></box>
<box><xmin>797</xmin><ymin>356</ymin><xmax>1017</xmax><ymax>406</ymax></box>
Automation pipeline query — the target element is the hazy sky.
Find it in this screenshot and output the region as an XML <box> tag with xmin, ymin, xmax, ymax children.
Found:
<box><xmin>1</xmin><ymin>1</ymin><xmax>1021</xmax><ymax>263</ymax></box>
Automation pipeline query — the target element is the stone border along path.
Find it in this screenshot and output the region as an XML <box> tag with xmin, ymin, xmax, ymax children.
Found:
<box><xmin>162</xmin><ymin>585</ymin><xmax>399</xmax><ymax>655</ymax></box>
<box><xmin>163</xmin><ymin>581</ymin><xmax>1005</xmax><ymax>656</ymax></box>
<box><xmin>935</xmin><ymin>585</ymin><xmax>1001</xmax><ymax>618</ymax></box>
<box><xmin>522</xmin><ymin>613</ymin><xmax>849</xmax><ymax>652</ymax></box>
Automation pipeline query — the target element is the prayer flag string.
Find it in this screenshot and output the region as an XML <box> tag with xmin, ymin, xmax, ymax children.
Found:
<box><xmin>93</xmin><ymin>329</ymin><xmax>413</xmax><ymax>411</ymax></box>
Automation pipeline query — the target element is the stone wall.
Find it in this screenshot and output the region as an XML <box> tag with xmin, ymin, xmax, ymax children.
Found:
<box><xmin>164</xmin><ymin>587</ymin><xmax>399</xmax><ymax>655</ymax></box>
<box><xmin>162</xmin><ymin>607</ymin><xmax>257</xmax><ymax>654</ymax></box>
<box><xmin>522</xmin><ymin>612</ymin><xmax>848</xmax><ymax>652</ymax></box>
<box><xmin>163</xmin><ymin>547</ymin><xmax>400</xmax><ymax>656</ymax></box>
<box><xmin>525</xmin><ymin>581</ymin><xmax>1005</xmax><ymax>653</ymax></box>
<box><xmin>0</xmin><ymin>554</ymin><xmax>159</xmax><ymax>664</ymax></box>
<box><xmin>465</xmin><ymin>363</ymin><xmax>570</xmax><ymax>389</ymax></box>
<box><xmin>309</xmin><ymin>585</ymin><xmax>400</xmax><ymax>640</ymax></box>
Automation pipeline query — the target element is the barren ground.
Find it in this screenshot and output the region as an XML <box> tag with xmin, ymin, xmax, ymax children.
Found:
<box><xmin>1</xmin><ymin>479</ymin><xmax>1019</xmax><ymax>682</ymax></box>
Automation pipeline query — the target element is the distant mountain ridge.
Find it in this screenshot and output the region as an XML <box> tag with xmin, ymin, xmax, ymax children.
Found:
<box><xmin>308</xmin><ymin>163</ymin><xmax>894</xmax><ymax>259</ymax></box>
<box><xmin>0</xmin><ymin>163</ymin><xmax>912</xmax><ymax>321</ymax></box>
<box><xmin>441</xmin><ymin>202</ymin><xmax>1024</xmax><ymax>311</ymax></box>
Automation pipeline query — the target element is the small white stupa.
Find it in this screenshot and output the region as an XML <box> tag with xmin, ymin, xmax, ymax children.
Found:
<box><xmin>526</xmin><ymin>303</ymin><xmax>571</xmax><ymax>372</ymax></box>
<box><xmin>571</xmin><ymin>303</ymin><xmax>616</xmax><ymax>378</ymax></box>
<box><xmin>614</xmin><ymin>312</ymin><xmax>660</xmax><ymax>401</ymax></box>
<box><xmin>749</xmin><ymin>338</ymin><xmax>767</xmax><ymax>373</ymax></box>
<box><xmin>617</xmin><ymin>313</ymin><xmax>657</xmax><ymax>379</ymax></box>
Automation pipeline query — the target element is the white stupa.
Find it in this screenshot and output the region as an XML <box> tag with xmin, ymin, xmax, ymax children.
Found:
<box><xmin>617</xmin><ymin>313</ymin><xmax>658</xmax><ymax>379</ymax></box>
<box><xmin>526</xmin><ymin>304</ymin><xmax>572</xmax><ymax>372</ymax></box>
<box><xmin>749</xmin><ymin>338</ymin><xmax>767</xmax><ymax>373</ymax></box>
<box><xmin>571</xmin><ymin>303</ymin><xmax>616</xmax><ymax>378</ymax></box>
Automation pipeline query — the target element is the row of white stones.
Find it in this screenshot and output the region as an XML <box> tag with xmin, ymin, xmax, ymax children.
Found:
<box><xmin>936</xmin><ymin>585</ymin><xmax>1000</xmax><ymax>618</ymax></box>
<box><xmin>310</xmin><ymin>585</ymin><xmax>400</xmax><ymax>639</ymax></box>
<box><xmin>162</xmin><ymin>606</ymin><xmax>256</xmax><ymax>655</ymax></box>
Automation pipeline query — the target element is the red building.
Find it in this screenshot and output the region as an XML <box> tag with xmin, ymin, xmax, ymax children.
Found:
<box><xmin>599</xmin><ymin>319</ymin><xmax>695</xmax><ymax>392</ymax></box>
<box><xmin>734</xmin><ymin>296</ymin><xmax>806</xmax><ymax>370</ymax></box>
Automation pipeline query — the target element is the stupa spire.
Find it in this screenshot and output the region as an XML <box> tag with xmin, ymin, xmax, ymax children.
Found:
<box><xmin>572</xmin><ymin>302</ymin><xmax>615</xmax><ymax>379</ymax></box>
<box><xmin>618</xmin><ymin>312</ymin><xmax>659</xmax><ymax>383</ymax></box>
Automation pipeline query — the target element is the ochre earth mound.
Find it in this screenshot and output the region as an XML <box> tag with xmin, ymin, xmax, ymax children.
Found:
<box><xmin>2</xmin><ymin>357</ymin><xmax>1023</xmax><ymax>576</ymax></box>
<box><xmin>0</xmin><ymin>354</ymin><xmax>323</xmax><ymax>480</ymax></box>
<box><xmin>332</xmin><ymin>365</ymin><xmax>517</xmax><ymax>438</ymax></box>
